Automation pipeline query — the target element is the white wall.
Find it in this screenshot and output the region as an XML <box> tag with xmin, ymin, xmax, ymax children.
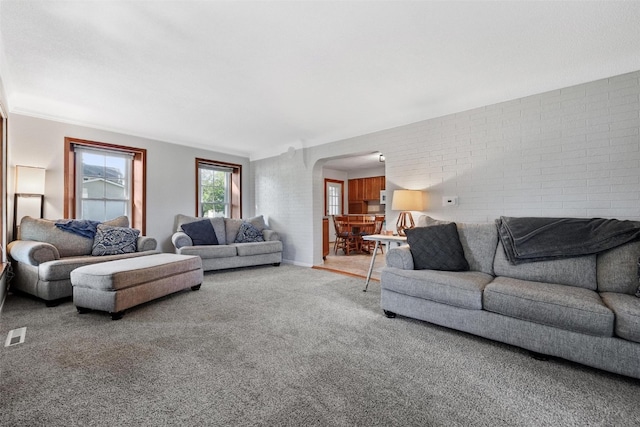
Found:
<box><xmin>7</xmin><ymin>114</ymin><xmax>251</xmax><ymax>252</ymax></box>
<box><xmin>0</xmin><ymin>73</ymin><xmax>8</xmax><ymax>310</ymax></box>
<box><xmin>348</xmin><ymin>166</ymin><xmax>385</xmax><ymax>180</ymax></box>
<box><xmin>253</xmin><ymin>70</ymin><xmax>640</xmax><ymax>266</ymax></box>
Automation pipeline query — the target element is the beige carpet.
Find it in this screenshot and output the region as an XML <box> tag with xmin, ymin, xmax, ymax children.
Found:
<box><xmin>2</xmin><ymin>265</ymin><xmax>639</xmax><ymax>426</ymax></box>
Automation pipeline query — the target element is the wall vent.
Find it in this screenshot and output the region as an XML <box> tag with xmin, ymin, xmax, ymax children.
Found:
<box><xmin>4</xmin><ymin>327</ymin><xmax>26</xmax><ymax>347</ymax></box>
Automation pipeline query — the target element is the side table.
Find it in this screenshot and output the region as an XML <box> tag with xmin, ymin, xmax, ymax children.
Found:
<box><xmin>361</xmin><ymin>234</ymin><xmax>407</xmax><ymax>292</ymax></box>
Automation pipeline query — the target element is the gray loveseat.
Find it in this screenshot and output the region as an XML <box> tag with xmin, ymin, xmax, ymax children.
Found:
<box><xmin>171</xmin><ymin>214</ymin><xmax>283</xmax><ymax>271</ymax></box>
<box><xmin>381</xmin><ymin>215</ymin><xmax>640</xmax><ymax>379</ymax></box>
<box><xmin>7</xmin><ymin>216</ymin><xmax>158</xmax><ymax>305</ymax></box>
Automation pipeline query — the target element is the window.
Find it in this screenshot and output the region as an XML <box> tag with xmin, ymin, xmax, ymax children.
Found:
<box><xmin>75</xmin><ymin>147</ymin><xmax>132</xmax><ymax>221</ymax></box>
<box><xmin>65</xmin><ymin>138</ymin><xmax>146</xmax><ymax>233</ymax></box>
<box><xmin>196</xmin><ymin>158</ymin><xmax>241</xmax><ymax>218</ymax></box>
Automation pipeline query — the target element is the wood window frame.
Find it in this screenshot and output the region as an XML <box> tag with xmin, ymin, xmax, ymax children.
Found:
<box><xmin>64</xmin><ymin>137</ymin><xmax>147</xmax><ymax>233</ymax></box>
<box><xmin>195</xmin><ymin>158</ymin><xmax>242</xmax><ymax>219</ymax></box>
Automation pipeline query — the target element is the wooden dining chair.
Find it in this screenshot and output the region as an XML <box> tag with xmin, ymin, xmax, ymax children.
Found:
<box><xmin>332</xmin><ymin>216</ymin><xmax>358</xmax><ymax>255</ymax></box>
<box><xmin>361</xmin><ymin>215</ymin><xmax>385</xmax><ymax>254</ymax></box>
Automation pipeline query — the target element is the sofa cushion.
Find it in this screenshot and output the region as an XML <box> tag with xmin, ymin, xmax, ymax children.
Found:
<box><xmin>92</xmin><ymin>225</ymin><xmax>140</xmax><ymax>256</ymax></box>
<box><xmin>483</xmin><ymin>277</ymin><xmax>614</xmax><ymax>336</ymax></box>
<box><xmin>224</xmin><ymin>218</ymin><xmax>244</xmax><ymax>245</ymax></box>
<box><xmin>234</xmin><ymin>241</ymin><xmax>283</xmax><ymax>257</ymax></box>
<box><xmin>457</xmin><ymin>223</ymin><xmax>499</xmax><ymax>275</ymax></box>
<box><xmin>235</xmin><ymin>222</ymin><xmax>265</xmax><ymax>243</ymax></box>
<box><xmin>596</xmin><ymin>241</ymin><xmax>640</xmax><ymax>295</ymax></box>
<box><xmin>416</xmin><ymin>215</ymin><xmax>450</xmax><ymax>227</ymax></box>
<box><xmin>247</xmin><ymin>215</ymin><xmax>267</xmax><ymax>231</ymax></box>
<box><xmin>381</xmin><ymin>267</ymin><xmax>493</xmax><ymax>310</ymax></box>
<box><xmin>177</xmin><ymin>244</ymin><xmax>238</xmax><ymax>259</ymax></box>
<box><xmin>405</xmin><ymin>223</ymin><xmax>469</xmax><ymax>271</ymax></box>
<box><xmin>415</xmin><ymin>217</ymin><xmax>498</xmax><ymax>275</ymax></box>
<box><xmin>493</xmin><ymin>242</ymin><xmax>597</xmax><ymax>290</ymax></box>
<box><xmin>181</xmin><ymin>219</ymin><xmax>219</xmax><ymax>246</ymax></box>
<box><xmin>600</xmin><ymin>292</ymin><xmax>640</xmax><ymax>343</ymax></box>
<box><xmin>39</xmin><ymin>251</ymin><xmax>156</xmax><ymax>281</ymax></box>
<box><xmin>20</xmin><ymin>216</ymin><xmax>129</xmax><ymax>257</ymax></box>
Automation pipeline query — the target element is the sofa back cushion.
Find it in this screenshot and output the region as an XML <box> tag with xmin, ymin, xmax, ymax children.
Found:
<box><xmin>415</xmin><ymin>216</ymin><xmax>498</xmax><ymax>275</ymax></box>
<box><xmin>457</xmin><ymin>223</ymin><xmax>499</xmax><ymax>276</ymax></box>
<box><xmin>20</xmin><ymin>216</ymin><xmax>129</xmax><ymax>258</ymax></box>
<box><xmin>597</xmin><ymin>241</ymin><xmax>640</xmax><ymax>295</ymax></box>
<box><xmin>493</xmin><ymin>241</ymin><xmax>597</xmax><ymax>290</ymax></box>
<box><xmin>224</xmin><ymin>218</ymin><xmax>244</xmax><ymax>245</ymax></box>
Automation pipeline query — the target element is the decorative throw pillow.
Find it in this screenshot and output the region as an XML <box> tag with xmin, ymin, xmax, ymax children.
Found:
<box><xmin>92</xmin><ymin>224</ymin><xmax>140</xmax><ymax>256</ymax></box>
<box><xmin>405</xmin><ymin>223</ymin><xmax>469</xmax><ymax>271</ymax></box>
<box><xmin>234</xmin><ymin>222</ymin><xmax>265</xmax><ymax>243</ymax></box>
<box><xmin>181</xmin><ymin>219</ymin><xmax>219</xmax><ymax>246</ymax></box>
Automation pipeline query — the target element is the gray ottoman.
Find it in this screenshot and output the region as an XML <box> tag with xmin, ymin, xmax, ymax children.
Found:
<box><xmin>71</xmin><ymin>253</ymin><xmax>203</xmax><ymax>320</ymax></box>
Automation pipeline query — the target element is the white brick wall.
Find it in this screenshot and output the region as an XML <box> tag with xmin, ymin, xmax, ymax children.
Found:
<box><xmin>253</xmin><ymin>71</ymin><xmax>640</xmax><ymax>266</ymax></box>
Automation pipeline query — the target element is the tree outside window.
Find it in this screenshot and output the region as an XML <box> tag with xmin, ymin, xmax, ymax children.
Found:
<box><xmin>199</xmin><ymin>167</ymin><xmax>230</xmax><ymax>217</ymax></box>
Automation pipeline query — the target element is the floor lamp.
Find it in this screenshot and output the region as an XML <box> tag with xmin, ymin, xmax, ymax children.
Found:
<box><xmin>14</xmin><ymin>166</ymin><xmax>46</xmax><ymax>239</ymax></box>
<box><xmin>391</xmin><ymin>189</ymin><xmax>424</xmax><ymax>236</ymax></box>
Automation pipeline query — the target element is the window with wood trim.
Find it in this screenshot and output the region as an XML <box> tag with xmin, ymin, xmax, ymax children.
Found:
<box><xmin>64</xmin><ymin>138</ymin><xmax>146</xmax><ymax>233</ymax></box>
<box><xmin>196</xmin><ymin>158</ymin><xmax>241</xmax><ymax>219</ymax></box>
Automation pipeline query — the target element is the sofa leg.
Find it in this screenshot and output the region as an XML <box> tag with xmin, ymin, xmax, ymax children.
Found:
<box><xmin>76</xmin><ymin>306</ymin><xmax>91</xmax><ymax>314</ymax></box>
<box><xmin>45</xmin><ymin>298</ymin><xmax>65</xmax><ymax>308</ymax></box>
<box><xmin>191</xmin><ymin>284</ymin><xmax>201</xmax><ymax>291</ymax></box>
<box><xmin>383</xmin><ymin>310</ymin><xmax>396</xmax><ymax>318</ymax></box>
<box><xmin>273</xmin><ymin>262</ymin><xmax>281</xmax><ymax>267</ymax></box>
<box><xmin>529</xmin><ymin>351</ymin><xmax>549</xmax><ymax>361</ymax></box>
<box><xmin>111</xmin><ymin>311</ymin><xmax>125</xmax><ymax>321</ymax></box>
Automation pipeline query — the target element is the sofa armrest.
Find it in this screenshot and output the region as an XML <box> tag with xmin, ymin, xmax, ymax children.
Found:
<box><xmin>172</xmin><ymin>231</ymin><xmax>193</xmax><ymax>249</ymax></box>
<box><xmin>137</xmin><ymin>236</ymin><xmax>158</xmax><ymax>252</ymax></box>
<box><xmin>263</xmin><ymin>229</ymin><xmax>280</xmax><ymax>242</ymax></box>
<box><xmin>7</xmin><ymin>240</ymin><xmax>60</xmax><ymax>266</ymax></box>
<box><xmin>386</xmin><ymin>245</ymin><xmax>414</xmax><ymax>270</ymax></box>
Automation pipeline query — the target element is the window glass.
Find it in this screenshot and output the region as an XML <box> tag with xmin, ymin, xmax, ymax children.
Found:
<box><xmin>76</xmin><ymin>148</ymin><xmax>132</xmax><ymax>222</ymax></box>
<box><xmin>199</xmin><ymin>165</ymin><xmax>231</xmax><ymax>218</ymax></box>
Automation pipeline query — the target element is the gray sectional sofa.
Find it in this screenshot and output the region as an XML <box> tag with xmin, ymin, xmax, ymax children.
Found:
<box><xmin>7</xmin><ymin>216</ymin><xmax>158</xmax><ymax>305</ymax></box>
<box><xmin>171</xmin><ymin>214</ymin><xmax>283</xmax><ymax>271</ymax></box>
<box><xmin>381</xmin><ymin>215</ymin><xmax>640</xmax><ymax>379</ymax></box>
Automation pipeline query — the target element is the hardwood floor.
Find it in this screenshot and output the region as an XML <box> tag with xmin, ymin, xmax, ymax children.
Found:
<box><xmin>313</xmin><ymin>244</ymin><xmax>386</xmax><ymax>281</ymax></box>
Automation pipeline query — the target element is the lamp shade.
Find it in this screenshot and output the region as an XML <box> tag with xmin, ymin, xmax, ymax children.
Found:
<box><xmin>15</xmin><ymin>165</ymin><xmax>46</xmax><ymax>195</ymax></box>
<box><xmin>391</xmin><ymin>190</ymin><xmax>423</xmax><ymax>211</ymax></box>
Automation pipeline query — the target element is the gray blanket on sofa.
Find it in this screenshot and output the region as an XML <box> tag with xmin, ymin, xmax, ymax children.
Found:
<box><xmin>496</xmin><ymin>216</ymin><xmax>640</xmax><ymax>264</ymax></box>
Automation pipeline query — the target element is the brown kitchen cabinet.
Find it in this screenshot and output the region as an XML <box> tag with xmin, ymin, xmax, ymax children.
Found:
<box><xmin>348</xmin><ymin>176</ymin><xmax>385</xmax><ymax>202</ymax></box>
<box><xmin>348</xmin><ymin>201</ymin><xmax>367</xmax><ymax>214</ymax></box>
<box><xmin>322</xmin><ymin>217</ymin><xmax>329</xmax><ymax>259</ymax></box>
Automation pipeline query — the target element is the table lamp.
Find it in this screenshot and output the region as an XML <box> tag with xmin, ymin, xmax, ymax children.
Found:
<box><xmin>391</xmin><ymin>189</ymin><xmax>424</xmax><ymax>236</ymax></box>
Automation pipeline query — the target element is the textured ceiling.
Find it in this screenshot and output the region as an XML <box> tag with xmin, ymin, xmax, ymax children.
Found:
<box><xmin>1</xmin><ymin>1</ymin><xmax>639</xmax><ymax>160</ymax></box>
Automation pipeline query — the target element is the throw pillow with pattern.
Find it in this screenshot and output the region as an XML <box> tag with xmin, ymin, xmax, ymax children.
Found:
<box><xmin>235</xmin><ymin>222</ymin><xmax>265</xmax><ymax>243</ymax></box>
<box><xmin>92</xmin><ymin>224</ymin><xmax>140</xmax><ymax>256</ymax></box>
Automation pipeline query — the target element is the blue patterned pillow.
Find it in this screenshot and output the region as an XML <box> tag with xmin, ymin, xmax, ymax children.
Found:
<box><xmin>92</xmin><ymin>224</ymin><xmax>140</xmax><ymax>256</ymax></box>
<box><xmin>234</xmin><ymin>222</ymin><xmax>264</xmax><ymax>243</ymax></box>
